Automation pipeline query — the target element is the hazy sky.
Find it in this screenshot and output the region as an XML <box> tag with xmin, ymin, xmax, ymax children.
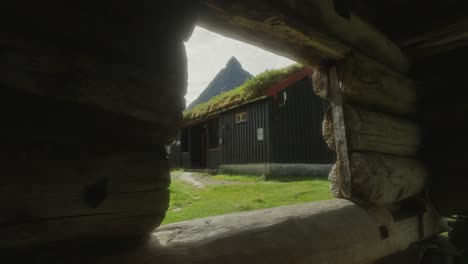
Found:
<box><xmin>184</xmin><ymin>26</ymin><xmax>295</xmax><ymax>106</ymax></box>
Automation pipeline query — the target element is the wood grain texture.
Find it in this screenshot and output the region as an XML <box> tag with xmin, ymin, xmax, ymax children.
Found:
<box><xmin>329</xmin><ymin>67</ymin><xmax>352</xmax><ymax>198</ymax></box>
<box><xmin>199</xmin><ymin>0</ymin><xmax>409</xmax><ymax>73</ymax></box>
<box><xmin>323</xmin><ymin>105</ymin><xmax>421</xmax><ymax>156</ymax></box>
<box><xmin>329</xmin><ymin>153</ymin><xmax>428</xmax><ymax>205</ymax></box>
<box><xmin>336</xmin><ymin>54</ymin><xmax>418</xmax><ymax>115</ymax></box>
<box><xmin>328</xmin><ymin>163</ymin><xmax>344</xmax><ymax>198</ymax></box>
<box><xmin>0</xmin><ymin>35</ymin><xmax>186</xmax><ymax>126</ymax></box>
<box><xmin>402</xmin><ymin>18</ymin><xmax>468</xmax><ymax>58</ymax></box>
<box><xmin>312</xmin><ymin>70</ymin><xmax>329</xmax><ymax>98</ymax></box>
<box><xmin>26</xmin><ymin>200</ymin><xmax>440</xmax><ymax>264</ymax></box>
<box><xmin>0</xmin><ymin>141</ymin><xmax>170</xmax><ymax>248</ymax></box>
<box><xmin>2</xmin><ymin>212</ymin><xmax>167</xmax><ymax>250</ymax></box>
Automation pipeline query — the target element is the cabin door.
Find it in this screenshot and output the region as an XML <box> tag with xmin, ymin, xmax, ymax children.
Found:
<box><xmin>200</xmin><ymin>127</ymin><xmax>207</xmax><ymax>167</ymax></box>
<box><xmin>190</xmin><ymin>125</ymin><xmax>207</xmax><ymax>169</ymax></box>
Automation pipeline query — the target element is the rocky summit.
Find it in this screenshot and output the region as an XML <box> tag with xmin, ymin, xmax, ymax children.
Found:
<box><xmin>187</xmin><ymin>56</ymin><xmax>253</xmax><ymax>110</ymax></box>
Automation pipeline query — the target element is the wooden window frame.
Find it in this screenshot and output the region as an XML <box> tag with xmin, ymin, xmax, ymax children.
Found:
<box><xmin>235</xmin><ymin>111</ymin><xmax>247</xmax><ymax>124</ymax></box>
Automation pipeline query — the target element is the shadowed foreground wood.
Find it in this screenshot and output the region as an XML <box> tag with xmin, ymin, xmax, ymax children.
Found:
<box><xmin>0</xmin><ymin>141</ymin><xmax>170</xmax><ymax>249</ymax></box>
<box><xmin>322</xmin><ymin>105</ymin><xmax>421</xmax><ymax>156</ymax></box>
<box><xmin>199</xmin><ymin>0</ymin><xmax>409</xmax><ymax>73</ymax></box>
<box><xmin>329</xmin><ymin>153</ymin><xmax>428</xmax><ymax>205</ymax></box>
<box><xmin>84</xmin><ymin>200</ymin><xmax>441</xmax><ymax>264</ymax></box>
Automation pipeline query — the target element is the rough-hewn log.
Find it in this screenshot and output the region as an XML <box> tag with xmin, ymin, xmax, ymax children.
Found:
<box><xmin>0</xmin><ymin>140</ymin><xmax>170</xmax><ymax>249</ymax></box>
<box><xmin>199</xmin><ymin>0</ymin><xmax>409</xmax><ymax>73</ymax></box>
<box><xmin>322</xmin><ymin>105</ymin><xmax>421</xmax><ymax>156</ymax></box>
<box><xmin>312</xmin><ymin>54</ymin><xmax>418</xmax><ymax>115</ymax></box>
<box><xmin>0</xmin><ymin>87</ymin><xmax>177</xmax><ymax>145</ymax></box>
<box><xmin>312</xmin><ymin>70</ymin><xmax>329</xmax><ymax>98</ymax></box>
<box><xmin>330</xmin><ymin>153</ymin><xmax>428</xmax><ymax>205</ymax></box>
<box><xmin>0</xmin><ymin>35</ymin><xmax>186</xmax><ymax>127</ymax></box>
<box><xmin>401</xmin><ymin>18</ymin><xmax>468</xmax><ymax>58</ymax></box>
<box><xmin>44</xmin><ymin>200</ymin><xmax>441</xmax><ymax>264</ymax></box>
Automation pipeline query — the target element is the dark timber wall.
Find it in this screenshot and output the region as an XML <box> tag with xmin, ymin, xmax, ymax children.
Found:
<box><xmin>207</xmin><ymin>148</ymin><xmax>220</xmax><ymax>169</ymax></box>
<box><xmin>220</xmin><ymin>100</ymin><xmax>270</xmax><ymax>164</ymax></box>
<box><xmin>270</xmin><ymin>77</ymin><xmax>335</xmax><ymax>164</ymax></box>
<box><xmin>177</xmin><ymin>75</ymin><xmax>335</xmax><ymax>168</ymax></box>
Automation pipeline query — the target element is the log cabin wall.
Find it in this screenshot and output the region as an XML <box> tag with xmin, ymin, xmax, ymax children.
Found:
<box><xmin>3</xmin><ymin>0</ymin><xmax>467</xmax><ymax>262</ymax></box>
<box><xmin>314</xmin><ymin>54</ymin><xmax>427</xmax><ymax>206</ymax></box>
<box><xmin>0</xmin><ymin>1</ymin><xmax>197</xmax><ymax>249</ymax></box>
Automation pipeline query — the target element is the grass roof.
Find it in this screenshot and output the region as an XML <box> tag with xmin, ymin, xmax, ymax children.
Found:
<box><xmin>184</xmin><ymin>63</ymin><xmax>304</xmax><ymax>122</ymax></box>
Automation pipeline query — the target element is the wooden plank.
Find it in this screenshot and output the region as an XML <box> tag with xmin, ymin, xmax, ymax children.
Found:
<box><xmin>199</xmin><ymin>0</ymin><xmax>409</xmax><ymax>73</ymax></box>
<box><xmin>329</xmin><ymin>66</ymin><xmax>351</xmax><ymax>198</ymax></box>
<box><xmin>48</xmin><ymin>200</ymin><xmax>442</xmax><ymax>264</ymax></box>
<box><xmin>329</xmin><ymin>153</ymin><xmax>428</xmax><ymax>205</ymax></box>
<box><xmin>322</xmin><ymin>104</ymin><xmax>421</xmax><ymax>156</ymax></box>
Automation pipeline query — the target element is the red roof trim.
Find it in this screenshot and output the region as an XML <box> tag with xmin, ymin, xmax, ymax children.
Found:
<box><xmin>266</xmin><ymin>67</ymin><xmax>313</xmax><ymax>99</ymax></box>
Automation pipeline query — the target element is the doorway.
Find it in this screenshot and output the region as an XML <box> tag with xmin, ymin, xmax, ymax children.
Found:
<box><xmin>190</xmin><ymin>124</ymin><xmax>207</xmax><ymax>168</ymax></box>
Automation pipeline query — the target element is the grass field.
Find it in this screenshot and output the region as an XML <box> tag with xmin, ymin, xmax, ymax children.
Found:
<box><xmin>163</xmin><ymin>173</ymin><xmax>332</xmax><ymax>224</ymax></box>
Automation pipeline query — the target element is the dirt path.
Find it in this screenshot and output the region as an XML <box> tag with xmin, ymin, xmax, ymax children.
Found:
<box><xmin>177</xmin><ymin>172</ymin><xmax>205</xmax><ymax>188</ymax></box>
<box><xmin>171</xmin><ymin>171</ymin><xmax>246</xmax><ymax>188</ymax></box>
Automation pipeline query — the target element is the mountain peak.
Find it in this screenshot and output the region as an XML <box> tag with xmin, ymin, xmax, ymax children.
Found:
<box><xmin>226</xmin><ymin>56</ymin><xmax>241</xmax><ymax>68</ymax></box>
<box><xmin>186</xmin><ymin>56</ymin><xmax>253</xmax><ymax>110</ymax></box>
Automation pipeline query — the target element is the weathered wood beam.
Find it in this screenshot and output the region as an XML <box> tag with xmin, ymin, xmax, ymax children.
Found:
<box><xmin>329</xmin><ymin>66</ymin><xmax>352</xmax><ymax>198</ymax></box>
<box><xmin>0</xmin><ymin>140</ymin><xmax>170</xmax><ymax>249</ymax></box>
<box><xmin>77</xmin><ymin>200</ymin><xmax>441</xmax><ymax>264</ymax></box>
<box><xmin>322</xmin><ymin>105</ymin><xmax>421</xmax><ymax>156</ymax></box>
<box><xmin>313</xmin><ymin>54</ymin><xmax>418</xmax><ymax>115</ymax></box>
<box><xmin>329</xmin><ymin>153</ymin><xmax>428</xmax><ymax>205</ymax></box>
<box><xmin>198</xmin><ymin>0</ymin><xmax>409</xmax><ymax>73</ymax></box>
<box><xmin>0</xmin><ymin>35</ymin><xmax>187</xmax><ymax>126</ymax></box>
<box><xmin>401</xmin><ymin>18</ymin><xmax>468</xmax><ymax>58</ymax></box>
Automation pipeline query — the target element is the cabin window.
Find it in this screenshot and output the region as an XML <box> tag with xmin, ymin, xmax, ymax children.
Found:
<box><xmin>235</xmin><ymin>112</ymin><xmax>247</xmax><ymax>124</ymax></box>
<box><xmin>278</xmin><ymin>91</ymin><xmax>287</xmax><ymax>107</ymax></box>
<box><xmin>208</xmin><ymin>118</ymin><xmax>220</xmax><ymax>149</ymax></box>
<box><xmin>181</xmin><ymin>128</ymin><xmax>189</xmax><ymax>152</ymax></box>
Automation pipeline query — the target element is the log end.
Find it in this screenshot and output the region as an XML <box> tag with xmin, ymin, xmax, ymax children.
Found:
<box><xmin>312</xmin><ymin>70</ymin><xmax>329</xmax><ymax>99</ymax></box>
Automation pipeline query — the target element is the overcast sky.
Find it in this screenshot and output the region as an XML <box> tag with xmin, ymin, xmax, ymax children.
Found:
<box><xmin>184</xmin><ymin>26</ymin><xmax>295</xmax><ymax>106</ymax></box>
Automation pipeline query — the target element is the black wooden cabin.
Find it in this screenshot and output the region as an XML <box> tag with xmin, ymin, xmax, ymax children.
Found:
<box><xmin>170</xmin><ymin>68</ymin><xmax>335</xmax><ymax>170</ymax></box>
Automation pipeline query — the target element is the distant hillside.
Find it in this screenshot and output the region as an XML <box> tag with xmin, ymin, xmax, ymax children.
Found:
<box><xmin>187</xmin><ymin>56</ymin><xmax>253</xmax><ymax>110</ymax></box>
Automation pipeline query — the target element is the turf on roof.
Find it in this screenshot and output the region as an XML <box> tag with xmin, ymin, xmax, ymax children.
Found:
<box><xmin>184</xmin><ymin>63</ymin><xmax>304</xmax><ymax>122</ymax></box>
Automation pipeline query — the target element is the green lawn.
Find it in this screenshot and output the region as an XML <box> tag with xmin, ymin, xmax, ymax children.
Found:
<box><xmin>163</xmin><ymin>174</ymin><xmax>332</xmax><ymax>224</ymax></box>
